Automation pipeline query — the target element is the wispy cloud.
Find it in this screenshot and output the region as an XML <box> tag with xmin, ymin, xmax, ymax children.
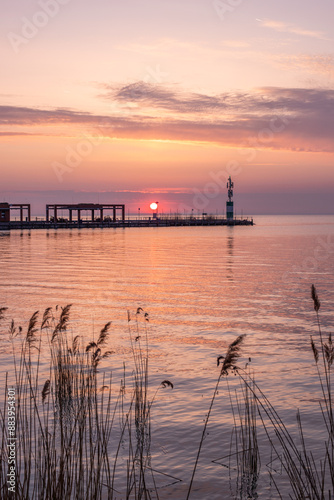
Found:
<box><xmin>0</xmin><ymin>131</ymin><xmax>33</xmax><ymax>136</ymax></box>
<box><xmin>1</xmin><ymin>86</ymin><xmax>334</xmax><ymax>152</ymax></box>
<box><xmin>272</xmin><ymin>53</ymin><xmax>334</xmax><ymax>80</ymax></box>
<box><xmin>103</xmin><ymin>82</ymin><xmax>226</xmax><ymax>115</ymax></box>
<box><xmin>0</xmin><ymin>106</ymin><xmax>96</xmax><ymax>125</ymax></box>
<box><xmin>258</xmin><ymin>18</ymin><xmax>328</xmax><ymax>40</ymax></box>
<box><xmin>106</xmin><ymin>83</ymin><xmax>334</xmax><ymax>130</ymax></box>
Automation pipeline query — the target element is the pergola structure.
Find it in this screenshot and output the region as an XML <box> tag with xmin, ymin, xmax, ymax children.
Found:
<box><xmin>0</xmin><ymin>203</ymin><xmax>31</xmax><ymax>222</ymax></box>
<box><xmin>46</xmin><ymin>203</ymin><xmax>125</xmax><ymax>222</ymax></box>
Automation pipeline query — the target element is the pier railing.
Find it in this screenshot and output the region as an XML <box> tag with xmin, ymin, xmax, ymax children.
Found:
<box><xmin>0</xmin><ymin>214</ymin><xmax>254</xmax><ymax>230</ymax></box>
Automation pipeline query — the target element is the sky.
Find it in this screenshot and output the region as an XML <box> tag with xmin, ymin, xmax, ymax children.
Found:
<box><xmin>1</xmin><ymin>0</ymin><xmax>334</xmax><ymax>214</ymax></box>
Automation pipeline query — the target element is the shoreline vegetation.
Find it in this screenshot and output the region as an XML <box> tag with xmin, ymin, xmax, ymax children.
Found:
<box><xmin>0</xmin><ymin>285</ymin><xmax>333</xmax><ymax>499</ymax></box>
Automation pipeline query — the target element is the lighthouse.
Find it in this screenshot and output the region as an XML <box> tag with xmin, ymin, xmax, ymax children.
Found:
<box><xmin>226</xmin><ymin>176</ymin><xmax>234</xmax><ymax>220</ymax></box>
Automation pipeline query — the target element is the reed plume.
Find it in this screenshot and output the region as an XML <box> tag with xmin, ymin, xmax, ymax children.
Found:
<box><xmin>72</xmin><ymin>334</ymin><xmax>80</xmax><ymax>355</ymax></box>
<box><xmin>161</xmin><ymin>380</ymin><xmax>173</xmax><ymax>389</ymax></box>
<box><xmin>41</xmin><ymin>307</ymin><xmax>53</xmax><ymax>330</ymax></box>
<box><xmin>53</xmin><ymin>304</ymin><xmax>72</xmax><ymax>334</ymax></box>
<box><xmin>42</xmin><ymin>379</ymin><xmax>51</xmax><ymax>402</ymax></box>
<box><xmin>9</xmin><ymin>319</ymin><xmax>17</xmax><ymax>338</ymax></box>
<box><xmin>86</xmin><ymin>341</ymin><xmax>97</xmax><ymax>352</ymax></box>
<box><xmin>310</xmin><ymin>336</ymin><xmax>319</xmax><ymax>363</ymax></box>
<box><xmin>220</xmin><ymin>334</ymin><xmax>246</xmax><ymax>375</ymax></box>
<box><xmin>97</xmin><ymin>321</ymin><xmax>111</xmax><ymax>346</ymax></box>
<box><xmin>324</xmin><ymin>332</ymin><xmax>334</xmax><ymax>367</ymax></box>
<box><xmin>311</xmin><ymin>284</ymin><xmax>320</xmax><ymax>312</ymax></box>
<box><xmin>26</xmin><ymin>311</ymin><xmax>39</xmax><ymax>347</ymax></box>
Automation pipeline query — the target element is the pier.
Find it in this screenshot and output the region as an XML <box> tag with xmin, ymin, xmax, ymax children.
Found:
<box><xmin>0</xmin><ymin>178</ymin><xmax>254</xmax><ymax>230</ymax></box>
<box><xmin>0</xmin><ymin>215</ymin><xmax>253</xmax><ymax>230</ymax></box>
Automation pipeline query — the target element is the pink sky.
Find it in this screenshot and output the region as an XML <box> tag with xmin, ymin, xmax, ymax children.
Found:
<box><xmin>1</xmin><ymin>0</ymin><xmax>333</xmax><ymax>214</ymax></box>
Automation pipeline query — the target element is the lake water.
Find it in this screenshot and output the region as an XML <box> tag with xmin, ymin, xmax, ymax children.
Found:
<box><xmin>1</xmin><ymin>215</ymin><xmax>334</xmax><ymax>499</ymax></box>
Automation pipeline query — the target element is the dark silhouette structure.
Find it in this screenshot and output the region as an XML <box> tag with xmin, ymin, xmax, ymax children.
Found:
<box><xmin>46</xmin><ymin>203</ymin><xmax>125</xmax><ymax>222</ymax></box>
<box><xmin>0</xmin><ymin>203</ymin><xmax>31</xmax><ymax>222</ymax></box>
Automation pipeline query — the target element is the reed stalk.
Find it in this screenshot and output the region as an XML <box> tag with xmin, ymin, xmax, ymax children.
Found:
<box><xmin>186</xmin><ymin>334</ymin><xmax>245</xmax><ymax>500</ymax></box>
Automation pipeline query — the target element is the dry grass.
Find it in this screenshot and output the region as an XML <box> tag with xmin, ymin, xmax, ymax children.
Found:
<box><xmin>187</xmin><ymin>285</ymin><xmax>333</xmax><ymax>500</ymax></box>
<box><xmin>1</xmin><ymin>285</ymin><xmax>333</xmax><ymax>499</ymax></box>
<box><xmin>0</xmin><ymin>306</ymin><xmax>173</xmax><ymax>500</ymax></box>
<box><xmin>233</xmin><ymin>285</ymin><xmax>334</xmax><ymax>499</ymax></box>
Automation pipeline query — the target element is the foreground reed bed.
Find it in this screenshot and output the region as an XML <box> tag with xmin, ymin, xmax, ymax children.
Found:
<box><xmin>244</xmin><ymin>284</ymin><xmax>334</xmax><ymax>499</ymax></box>
<box><xmin>0</xmin><ymin>306</ymin><xmax>173</xmax><ymax>499</ymax></box>
<box><xmin>186</xmin><ymin>285</ymin><xmax>333</xmax><ymax>500</ymax></box>
<box><xmin>1</xmin><ymin>284</ymin><xmax>333</xmax><ymax>499</ymax></box>
<box><xmin>234</xmin><ymin>285</ymin><xmax>334</xmax><ymax>500</ymax></box>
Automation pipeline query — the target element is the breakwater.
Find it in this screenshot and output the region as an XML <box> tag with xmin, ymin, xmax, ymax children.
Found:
<box><xmin>0</xmin><ymin>216</ymin><xmax>254</xmax><ymax>230</ymax></box>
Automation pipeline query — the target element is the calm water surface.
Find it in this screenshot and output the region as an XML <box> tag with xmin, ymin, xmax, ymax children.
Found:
<box><xmin>1</xmin><ymin>215</ymin><xmax>334</xmax><ymax>498</ymax></box>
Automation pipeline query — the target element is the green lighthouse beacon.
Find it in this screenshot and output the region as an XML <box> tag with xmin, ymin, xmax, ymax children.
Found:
<box><xmin>226</xmin><ymin>176</ymin><xmax>234</xmax><ymax>220</ymax></box>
